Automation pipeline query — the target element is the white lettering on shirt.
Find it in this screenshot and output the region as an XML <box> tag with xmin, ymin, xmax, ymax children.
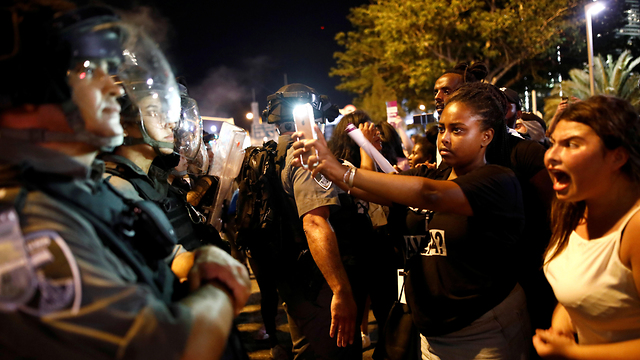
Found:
<box><xmin>421</xmin><ymin>229</ymin><xmax>447</xmax><ymax>256</ymax></box>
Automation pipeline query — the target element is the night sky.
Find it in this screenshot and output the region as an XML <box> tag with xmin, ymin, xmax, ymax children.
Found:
<box><xmin>111</xmin><ymin>0</ymin><xmax>371</xmax><ymax>130</ymax></box>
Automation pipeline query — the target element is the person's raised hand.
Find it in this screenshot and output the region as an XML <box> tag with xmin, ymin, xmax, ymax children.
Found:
<box><xmin>188</xmin><ymin>245</ymin><xmax>251</xmax><ymax>316</ymax></box>
<box><xmin>292</xmin><ymin>125</ymin><xmax>344</xmax><ymax>180</ymax></box>
<box><xmin>359</xmin><ymin>122</ymin><xmax>378</xmax><ymax>144</ymax></box>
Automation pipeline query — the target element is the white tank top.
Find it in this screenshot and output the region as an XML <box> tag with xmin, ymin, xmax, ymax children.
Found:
<box><xmin>544</xmin><ymin>206</ymin><xmax>640</xmax><ymax>345</ymax></box>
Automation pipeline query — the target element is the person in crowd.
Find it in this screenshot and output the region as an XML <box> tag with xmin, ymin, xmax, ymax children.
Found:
<box><xmin>328</xmin><ymin>110</ymin><xmax>398</xmax><ymax>354</ymax></box>
<box><xmin>375</xmin><ymin>121</ymin><xmax>410</xmax><ymax>171</ymax></box>
<box><xmin>294</xmin><ymin>82</ymin><xmax>531</xmax><ymax>359</ymax></box>
<box><xmin>516</xmin><ymin>112</ymin><xmax>549</xmax><ymax>147</ymax></box>
<box><xmin>258</xmin><ymin>83</ymin><xmax>366</xmax><ymax>360</ymax></box>
<box><xmin>431</xmin><ymin>61</ymin><xmax>488</xmax><ymax>167</ymax></box>
<box><xmin>434</xmin><ymin>62</ymin><xmax>488</xmax><ymax>116</ymax></box>
<box><xmin>0</xmin><ymin>5</ymin><xmax>250</xmax><ymax>359</ymax></box>
<box><xmin>408</xmin><ymin>136</ymin><xmax>436</xmax><ymax>169</ymax></box>
<box><xmin>329</xmin><ymin>110</ymin><xmax>382</xmax><ymax>171</ymax></box>
<box><xmin>101</xmin><ymin>84</ymin><xmax>226</xmax><ymax>282</ymax></box>
<box><xmin>533</xmin><ymin>96</ymin><xmax>640</xmax><ymax>359</ymax></box>
<box><xmin>500</xmin><ymin>87</ymin><xmax>523</xmax><ymax>131</ymax></box>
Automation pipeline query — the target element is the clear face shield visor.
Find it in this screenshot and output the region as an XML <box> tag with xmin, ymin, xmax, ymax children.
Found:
<box><xmin>187</xmin><ymin>140</ymin><xmax>210</xmax><ymax>176</ymax></box>
<box><xmin>64</xmin><ymin>22</ymin><xmax>179</xmax><ymax>133</ymax></box>
<box><xmin>118</xmin><ymin>25</ymin><xmax>180</xmax><ymax>134</ymax></box>
<box><xmin>175</xmin><ymin>97</ymin><xmax>204</xmax><ymax>161</ymax></box>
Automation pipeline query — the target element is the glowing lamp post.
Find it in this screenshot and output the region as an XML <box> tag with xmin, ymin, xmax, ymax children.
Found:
<box><xmin>585</xmin><ymin>1</ymin><xmax>605</xmax><ymax>96</ymax></box>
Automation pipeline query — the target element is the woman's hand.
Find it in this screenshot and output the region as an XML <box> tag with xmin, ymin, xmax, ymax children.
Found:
<box><xmin>359</xmin><ymin>122</ymin><xmax>381</xmax><ymax>147</ymax></box>
<box><xmin>291</xmin><ymin>126</ymin><xmax>347</xmax><ymax>182</ymax></box>
<box><xmin>533</xmin><ymin>328</ymin><xmax>578</xmax><ymax>359</ymax></box>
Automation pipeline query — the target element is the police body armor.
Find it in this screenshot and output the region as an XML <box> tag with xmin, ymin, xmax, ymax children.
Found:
<box><xmin>1</xmin><ymin>166</ymin><xmax>179</xmax><ymax>305</ymax></box>
<box><xmin>103</xmin><ymin>156</ymin><xmax>214</xmax><ymax>251</ymax></box>
<box><xmin>0</xmin><ymin>165</ymin><xmax>249</xmax><ymax>360</ymax></box>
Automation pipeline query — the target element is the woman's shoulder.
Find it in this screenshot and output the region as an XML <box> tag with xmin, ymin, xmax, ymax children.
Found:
<box><xmin>620</xmin><ymin>206</ymin><xmax>640</xmax><ymax>266</ymax></box>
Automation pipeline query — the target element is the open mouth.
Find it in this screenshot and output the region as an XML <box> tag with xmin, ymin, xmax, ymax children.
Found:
<box><xmin>435</xmin><ymin>104</ymin><xmax>444</xmax><ymax>111</ymax></box>
<box><xmin>548</xmin><ymin>169</ymin><xmax>570</xmax><ymax>192</ymax></box>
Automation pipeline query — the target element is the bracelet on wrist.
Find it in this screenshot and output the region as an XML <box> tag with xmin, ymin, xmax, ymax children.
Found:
<box><xmin>347</xmin><ymin>167</ymin><xmax>357</xmax><ymax>188</ymax></box>
<box><xmin>342</xmin><ymin>167</ymin><xmax>351</xmax><ymax>185</ymax></box>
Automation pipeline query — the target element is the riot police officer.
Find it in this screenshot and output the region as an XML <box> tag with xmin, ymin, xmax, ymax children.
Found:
<box><xmin>257</xmin><ymin>83</ymin><xmax>367</xmax><ymax>359</ymax></box>
<box><xmin>0</xmin><ymin>4</ymin><xmax>250</xmax><ymax>359</ymax></box>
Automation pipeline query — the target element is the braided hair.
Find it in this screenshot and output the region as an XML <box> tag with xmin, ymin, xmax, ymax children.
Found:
<box><xmin>446</xmin><ymin>82</ymin><xmax>511</xmax><ymax>167</ymax></box>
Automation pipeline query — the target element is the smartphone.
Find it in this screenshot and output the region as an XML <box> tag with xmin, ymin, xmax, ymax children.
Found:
<box><xmin>293</xmin><ymin>103</ymin><xmax>317</xmax><ymax>141</ymax></box>
<box><xmin>293</xmin><ymin>103</ymin><xmax>318</xmax><ymax>168</ymax></box>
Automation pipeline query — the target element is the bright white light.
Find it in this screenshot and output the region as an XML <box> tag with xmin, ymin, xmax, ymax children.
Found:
<box><xmin>83</xmin><ymin>60</ymin><xmax>90</xmax><ymax>68</ymax></box>
<box><xmin>419</xmin><ymin>104</ymin><xmax>426</xmax><ymax>111</ymax></box>
<box><xmin>293</xmin><ymin>104</ymin><xmax>307</xmax><ymax>118</ymax></box>
<box><xmin>263</xmin><ymin>137</ymin><xmax>268</xmax><ymax>142</ymax></box>
<box><xmin>586</xmin><ymin>2</ymin><xmax>605</xmax><ymax>16</ymax></box>
<box><xmin>152</xmin><ymin>93</ymin><xmax>159</xmax><ymax>99</ymax></box>
<box><xmin>211</xmin><ymin>125</ymin><xmax>218</xmax><ymax>133</ymax></box>
<box><xmin>147</xmin><ymin>78</ymin><xmax>154</xmax><ymax>86</ymax></box>
<box><xmin>246</xmin><ymin>112</ymin><xmax>254</xmax><ymax>120</ymax></box>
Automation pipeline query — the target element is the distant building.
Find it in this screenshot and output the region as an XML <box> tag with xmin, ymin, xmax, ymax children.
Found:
<box><xmin>620</xmin><ymin>0</ymin><xmax>640</xmax><ymax>39</ymax></box>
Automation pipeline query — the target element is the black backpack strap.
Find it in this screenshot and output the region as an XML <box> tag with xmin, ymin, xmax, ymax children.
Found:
<box><xmin>274</xmin><ymin>138</ymin><xmax>291</xmax><ymax>178</ymax></box>
<box><xmin>273</xmin><ymin>138</ymin><xmax>307</xmax><ymax>247</ymax></box>
<box><xmin>105</xmin><ymin>163</ymin><xmax>164</xmax><ymax>202</ymax></box>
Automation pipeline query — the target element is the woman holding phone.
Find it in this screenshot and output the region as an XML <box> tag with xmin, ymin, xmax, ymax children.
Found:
<box><xmin>533</xmin><ymin>96</ymin><xmax>640</xmax><ymax>359</ymax></box>
<box><xmin>293</xmin><ymin>82</ymin><xmax>530</xmax><ymax>359</ymax></box>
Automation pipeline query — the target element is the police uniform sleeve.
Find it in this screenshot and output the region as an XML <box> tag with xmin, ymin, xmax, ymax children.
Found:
<box><xmin>285</xmin><ymin>151</ymin><xmax>340</xmax><ymax>217</ymax></box>
<box><xmin>0</xmin><ymin>191</ymin><xmax>192</xmax><ymax>360</ymax></box>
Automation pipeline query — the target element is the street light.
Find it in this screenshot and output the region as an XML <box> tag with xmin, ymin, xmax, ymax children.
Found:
<box><xmin>585</xmin><ymin>1</ymin><xmax>605</xmax><ymax>96</ymax></box>
<box><xmin>246</xmin><ymin>112</ymin><xmax>254</xmax><ymax>120</ymax></box>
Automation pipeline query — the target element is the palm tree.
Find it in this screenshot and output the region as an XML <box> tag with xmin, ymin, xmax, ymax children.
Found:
<box><xmin>544</xmin><ymin>50</ymin><xmax>640</xmax><ymax>123</ymax></box>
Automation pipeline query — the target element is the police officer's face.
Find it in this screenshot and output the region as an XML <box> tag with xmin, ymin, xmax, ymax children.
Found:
<box><xmin>139</xmin><ymin>95</ymin><xmax>176</xmax><ymax>155</ymax></box>
<box><xmin>67</xmin><ymin>58</ymin><xmax>124</xmax><ymax>138</ymax></box>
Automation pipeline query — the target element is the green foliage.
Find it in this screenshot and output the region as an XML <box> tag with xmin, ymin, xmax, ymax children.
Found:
<box><xmin>544</xmin><ymin>50</ymin><xmax>640</xmax><ymax>122</ymax></box>
<box><xmin>332</xmin><ymin>0</ymin><xmax>581</xmax><ymax>113</ymax></box>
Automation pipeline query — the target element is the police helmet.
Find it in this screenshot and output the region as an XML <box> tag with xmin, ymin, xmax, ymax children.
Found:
<box><xmin>0</xmin><ymin>5</ymin><xmax>180</xmax><ymax>152</ymax></box>
<box><xmin>261</xmin><ymin>83</ymin><xmax>340</xmax><ymax>133</ymax></box>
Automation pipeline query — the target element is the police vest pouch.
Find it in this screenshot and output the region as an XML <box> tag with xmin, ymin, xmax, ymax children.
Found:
<box><xmin>0</xmin><ymin>206</ymin><xmax>37</xmax><ymax>311</ymax></box>
<box><xmin>132</xmin><ymin>200</ymin><xmax>178</xmax><ymax>261</ymax></box>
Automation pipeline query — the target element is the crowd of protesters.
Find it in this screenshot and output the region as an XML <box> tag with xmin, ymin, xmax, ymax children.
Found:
<box><xmin>1</xmin><ymin>2</ymin><xmax>640</xmax><ymax>360</ymax></box>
